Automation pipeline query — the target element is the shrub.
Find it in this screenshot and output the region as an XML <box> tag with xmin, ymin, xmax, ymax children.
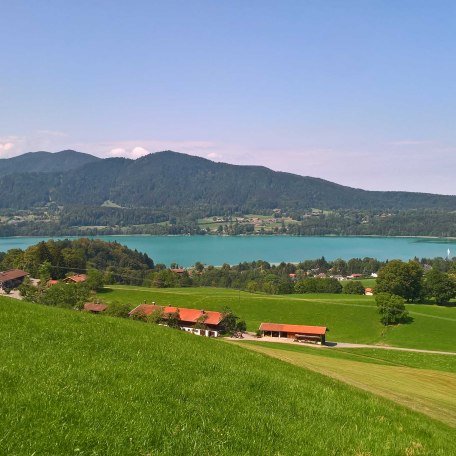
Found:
<box><xmin>106</xmin><ymin>301</ymin><xmax>132</xmax><ymax>318</ymax></box>
<box><xmin>343</xmin><ymin>281</ymin><xmax>365</xmax><ymax>295</ymax></box>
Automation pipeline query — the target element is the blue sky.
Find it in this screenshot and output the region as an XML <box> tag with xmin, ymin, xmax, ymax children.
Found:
<box><xmin>1</xmin><ymin>0</ymin><xmax>455</xmax><ymax>194</ymax></box>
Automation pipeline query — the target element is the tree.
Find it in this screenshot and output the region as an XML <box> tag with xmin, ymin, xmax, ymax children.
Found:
<box><xmin>375</xmin><ymin>292</ymin><xmax>409</xmax><ymax>326</ymax></box>
<box><xmin>343</xmin><ymin>280</ymin><xmax>365</xmax><ymax>295</ymax></box>
<box><xmin>376</xmin><ymin>260</ymin><xmax>423</xmax><ymax>302</ymax></box>
<box><xmin>166</xmin><ymin>310</ymin><xmax>181</xmax><ymax>328</ymax></box>
<box><xmin>40</xmin><ymin>283</ymin><xmax>90</xmax><ymax>310</ymax></box>
<box><xmin>424</xmin><ymin>269</ymin><xmax>456</xmax><ymax>304</ymax></box>
<box><xmin>220</xmin><ymin>307</ymin><xmax>240</xmax><ymax>335</ymax></box>
<box><xmin>148</xmin><ymin>307</ymin><xmax>165</xmax><ymax>324</ymax></box>
<box><xmin>86</xmin><ymin>268</ymin><xmax>104</xmax><ymax>291</ymax></box>
<box><xmin>236</xmin><ymin>320</ymin><xmax>247</xmax><ymax>334</ymax></box>
<box><xmin>38</xmin><ymin>260</ymin><xmax>52</xmax><ymax>285</ymax></box>
<box><xmin>194</xmin><ymin>261</ymin><xmax>204</xmax><ymax>273</ymax></box>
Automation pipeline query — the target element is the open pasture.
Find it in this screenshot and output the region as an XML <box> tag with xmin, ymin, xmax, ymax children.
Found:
<box><xmin>1</xmin><ymin>297</ymin><xmax>455</xmax><ymax>455</ymax></box>
<box><xmin>234</xmin><ymin>341</ymin><xmax>456</xmax><ymax>427</ymax></box>
<box><xmin>98</xmin><ymin>285</ymin><xmax>456</xmax><ymax>352</ymax></box>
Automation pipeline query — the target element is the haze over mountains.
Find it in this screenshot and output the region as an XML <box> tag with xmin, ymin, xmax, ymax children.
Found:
<box><xmin>0</xmin><ymin>150</ymin><xmax>455</xmax><ymax>211</ymax></box>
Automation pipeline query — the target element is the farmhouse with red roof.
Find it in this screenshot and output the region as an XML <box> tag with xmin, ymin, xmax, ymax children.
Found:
<box><xmin>64</xmin><ymin>274</ymin><xmax>87</xmax><ymax>284</ymax></box>
<box><xmin>129</xmin><ymin>304</ymin><xmax>224</xmax><ymax>337</ymax></box>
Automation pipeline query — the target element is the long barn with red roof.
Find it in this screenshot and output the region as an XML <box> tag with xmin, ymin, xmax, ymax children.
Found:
<box><xmin>259</xmin><ymin>322</ymin><xmax>327</xmax><ymax>344</ymax></box>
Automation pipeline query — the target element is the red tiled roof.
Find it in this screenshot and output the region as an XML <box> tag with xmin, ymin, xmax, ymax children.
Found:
<box><xmin>0</xmin><ymin>269</ymin><xmax>28</xmax><ymax>282</ymax></box>
<box><xmin>65</xmin><ymin>274</ymin><xmax>87</xmax><ymax>283</ymax></box>
<box><xmin>170</xmin><ymin>268</ymin><xmax>185</xmax><ymax>274</ymax></box>
<box><xmin>365</xmin><ymin>288</ymin><xmax>373</xmax><ymax>292</ymax></box>
<box><xmin>129</xmin><ymin>304</ymin><xmax>223</xmax><ymax>325</ymax></box>
<box><xmin>259</xmin><ymin>322</ymin><xmax>327</xmax><ymax>335</ymax></box>
<box><xmin>84</xmin><ymin>302</ymin><xmax>108</xmax><ymax>312</ymax></box>
<box><xmin>47</xmin><ymin>279</ymin><xmax>59</xmax><ymax>286</ymax></box>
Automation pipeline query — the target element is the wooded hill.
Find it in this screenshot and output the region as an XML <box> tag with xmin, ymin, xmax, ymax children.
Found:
<box><xmin>1</xmin><ymin>150</ymin><xmax>455</xmax><ymax>212</ymax></box>
<box><xmin>0</xmin><ymin>150</ymin><xmax>100</xmax><ymax>177</ymax></box>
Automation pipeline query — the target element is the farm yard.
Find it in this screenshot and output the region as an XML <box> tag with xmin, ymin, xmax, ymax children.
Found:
<box><xmin>1</xmin><ymin>297</ymin><xmax>455</xmax><ymax>455</ymax></box>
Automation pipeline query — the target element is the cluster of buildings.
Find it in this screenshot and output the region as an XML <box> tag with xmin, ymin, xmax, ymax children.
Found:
<box><xmin>0</xmin><ymin>268</ymin><xmax>88</xmax><ymax>294</ymax></box>
<box><xmin>83</xmin><ymin>301</ymin><xmax>327</xmax><ymax>344</ymax></box>
<box><xmin>1</xmin><ymin>268</ymin><xmax>328</xmax><ymax>345</ymax></box>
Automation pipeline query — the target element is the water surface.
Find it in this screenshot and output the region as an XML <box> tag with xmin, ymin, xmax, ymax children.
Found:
<box><xmin>0</xmin><ymin>235</ymin><xmax>454</xmax><ymax>266</ymax></box>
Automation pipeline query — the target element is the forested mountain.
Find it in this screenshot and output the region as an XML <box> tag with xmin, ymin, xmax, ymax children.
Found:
<box><xmin>0</xmin><ymin>150</ymin><xmax>455</xmax><ymax>212</ymax></box>
<box><xmin>0</xmin><ymin>150</ymin><xmax>100</xmax><ymax>177</ymax></box>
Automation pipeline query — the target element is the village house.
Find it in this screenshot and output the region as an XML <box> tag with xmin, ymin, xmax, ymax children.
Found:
<box><xmin>84</xmin><ymin>302</ymin><xmax>108</xmax><ymax>313</ymax></box>
<box><xmin>259</xmin><ymin>322</ymin><xmax>327</xmax><ymax>344</ymax></box>
<box><xmin>348</xmin><ymin>273</ymin><xmax>363</xmax><ymax>279</ymax></box>
<box><xmin>0</xmin><ymin>269</ymin><xmax>29</xmax><ymax>291</ymax></box>
<box><xmin>129</xmin><ymin>304</ymin><xmax>224</xmax><ymax>337</ymax></box>
<box><xmin>64</xmin><ymin>274</ymin><xmax>87</xmax><ymax>283</ymax></box>
<box><xmin>364</xmin><ymin>287</ymin><xmax>374</xmax><ymax>296</ymax></box>
<box><xmin>170</xmin><ymin>268</ymin><xmax>185</xmax><ymax>274</ymax></box>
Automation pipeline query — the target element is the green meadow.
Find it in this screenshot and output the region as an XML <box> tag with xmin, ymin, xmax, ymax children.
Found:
<box><xmin>236</xmin><ymin>341</ymin><xmax>456</xmax><ymax>373</ymax></box>
<box><xmin>233</xmin><ymin>341</ymin><xmax>456</xmax><ymax>427</ymax></box>
<box><xmin>1</xmin><ymin>297</ymin><xmax>455</xmax><ymax>455</ymax></box>
<box><xmin>98</xmin><ymin>286</ymin><xmax>456</xmax><ymax>352</ymax></box>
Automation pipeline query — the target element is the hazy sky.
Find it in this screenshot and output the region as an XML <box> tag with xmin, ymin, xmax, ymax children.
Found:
<box><xmin>1</xmin><ymin>1</ymin><xmax>455</xmax><ymax>194</ymax></box>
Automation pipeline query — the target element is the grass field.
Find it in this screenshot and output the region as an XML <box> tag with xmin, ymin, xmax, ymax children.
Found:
<box><xmin>233</xmin><ymin>341</ymin><xmax>456</xmax><ymax>427</ymax></box>
<box><xmin>1</xmin><ymin>297</ymin><xmax>455</xmax><ymax>455</ymax></box>
<box><xmin>236</xmin><ymin>341</ymin><xmax>456</xmax><ymax>373</ymax></box>
<box><xmin>97</xmin><ymin>285</ymin><xmax>456</xmax><ymax>352</ymax></box>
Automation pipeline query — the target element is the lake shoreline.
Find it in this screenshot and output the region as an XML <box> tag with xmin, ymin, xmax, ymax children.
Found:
<box><xmin>1</xmin><ymin>233</ymin><xmax>456</xmax><ymax>240</ymax></box>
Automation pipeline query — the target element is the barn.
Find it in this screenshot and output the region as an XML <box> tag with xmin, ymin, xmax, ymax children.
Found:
<box><xmin>0</xmin><ymin>269</ymin><xmax>29</xmax><ymax>290</ymax></box>
<box><xmin>259</xmin><ymin>322</ymin><xmax>327</xmax><ymax>344</ymax></box>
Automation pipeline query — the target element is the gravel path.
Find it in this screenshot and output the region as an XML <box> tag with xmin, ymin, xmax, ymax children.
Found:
<box><xmin>239</xmin><ymin>332</ymin><xmax>456</xmax><ymax>356</ymax></box>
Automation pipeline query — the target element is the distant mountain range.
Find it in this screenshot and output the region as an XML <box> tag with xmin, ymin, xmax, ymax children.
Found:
<box><xmin>0</xmin><ymin>150</ymin><xmax>455</xmax><ymax>211</ymax></box>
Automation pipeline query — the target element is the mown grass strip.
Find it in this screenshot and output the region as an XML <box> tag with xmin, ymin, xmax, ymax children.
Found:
<box><xmin>234</xmin><ymin>341</ymin><xmax>456</xmax><ymax>427</ymax></box>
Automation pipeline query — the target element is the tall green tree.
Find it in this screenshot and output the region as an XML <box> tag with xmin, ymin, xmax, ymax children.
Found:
<box><xmin>424</xmin><ymin>269</ymin><xmax>456</xmax><ymax>305</ymax></box>
<box><xmin>376</xmin><ymin>260</ymin><xmax>423</xmax><ymax>302</ymax></box>
<box><xmin>375</xmin><ymin>292</ymin><xmax>409</xmax><ymax>326</ymax></box>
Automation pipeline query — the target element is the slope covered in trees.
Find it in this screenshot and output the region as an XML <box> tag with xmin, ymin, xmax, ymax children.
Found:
<box><xmin>0</xmin><ymin>150</ymin><xmax>100</xmax><ymax>177</ymax></box>
<box><xmin>1</xmin><ymin>150</ymin><xmax>455</xmax><ymax>212</ymax></box>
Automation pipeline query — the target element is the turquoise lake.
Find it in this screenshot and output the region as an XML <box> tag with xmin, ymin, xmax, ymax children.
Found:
<box><xmin>0</xmin><ymin>235</ymin><xmax>454</xmax><ymax>266</ymax></box>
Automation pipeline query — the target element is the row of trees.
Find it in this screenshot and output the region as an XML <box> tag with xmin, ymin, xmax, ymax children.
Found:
<box><xmin>373</xmin><ymin>260</ymin><xmax>456</xmax><ymax>326</ymax></box>
<box><xmin>376</xmin><ymin>260</ymin><xmax>456</xmax><ymax>304</ymax></box>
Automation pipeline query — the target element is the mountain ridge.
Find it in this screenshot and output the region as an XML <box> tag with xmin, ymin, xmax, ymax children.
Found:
<box><xmin>0</xmin><ymin>150</ymin><xmax>101</xmax><ymax>177</ymax></box>
<box><xmin>0</xmin><ymin>150</ymin><xmax>455</xmax><ymax>211</ymax></box>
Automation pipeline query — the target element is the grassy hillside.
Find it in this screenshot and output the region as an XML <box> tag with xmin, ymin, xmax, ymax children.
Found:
<box><xmin>1</xmin><ymin>297</ymin><xmax>455</xmax><ymax>455</ymax></box>
<box><xmin>233</xmin><ymin>341</ymin><xmax>456</xmax><ymax>427</ymax></box>
<box><xmin>98</xmin><ymin>286</ymin><xmax>456</xmax><ymax>352</ymax></box>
